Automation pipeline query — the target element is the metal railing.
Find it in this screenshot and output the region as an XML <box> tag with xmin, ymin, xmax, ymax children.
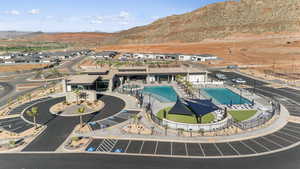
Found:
<box><xmin>234</xmin><ymin>99</ymin><xmax>280</xmax><ymax>130</ymax></box>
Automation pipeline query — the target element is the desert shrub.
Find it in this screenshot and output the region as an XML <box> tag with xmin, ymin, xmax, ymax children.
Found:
<box><xmin>71</xmin><ymin>137</ymin><xmax>80</xmax><ymax>142</ymax></box>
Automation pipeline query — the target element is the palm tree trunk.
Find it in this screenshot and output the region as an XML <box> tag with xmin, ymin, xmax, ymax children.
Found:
<box><xmin>34</xmin><ymin>116</ymin><xmax>37</xmax><ymax>129</ymax></box>
<box><xmin>80</xmin><ymin>115</ymin><xmax>83</xmax><ymax>127</ymax></box>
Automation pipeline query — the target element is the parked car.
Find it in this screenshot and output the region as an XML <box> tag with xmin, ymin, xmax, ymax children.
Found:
<box><xmin>227</xmin><ymin>65</ymin><xmax>239</xmax><ymax>69</ymax></box>
<box><xmin>232</xmin><ymin>78</ymin><xmax>246</xmax><ymax>84</ymax></box>
<box><xmin>216</xmin><ymin>73</ymin><xmax>228</xmax><ymax>80</ymax></box>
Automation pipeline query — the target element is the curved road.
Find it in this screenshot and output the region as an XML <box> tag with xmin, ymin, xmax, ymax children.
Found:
<box><xmin>22</xmin><ymin>95</ymin><xmax>125</xmax><ymax>151</ymax></box>
<box><xmin>0</xmin><ymin>82</ymin><xmax>14</xmax><ymax>99</ymax></box>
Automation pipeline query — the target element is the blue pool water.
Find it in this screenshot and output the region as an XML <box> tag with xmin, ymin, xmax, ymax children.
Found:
<box><xmin>202</xmin><ymin>88</ymin><xmax>251</xmax><ymax>105</ymax></box>
<box><xmin>143</xmin><ymin>86</ymin><xmax>178</xmax><ymax>102</ymax></box>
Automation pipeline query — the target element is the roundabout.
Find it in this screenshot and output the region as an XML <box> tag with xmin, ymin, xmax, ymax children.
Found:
<box><xmin>21</xmin><ymin>94</ymin><xmax>125</xmax><ymax>151</ymax></box>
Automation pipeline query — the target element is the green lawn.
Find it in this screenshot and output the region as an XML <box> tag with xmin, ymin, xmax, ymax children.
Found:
<box><xmin>228</xmin><ymin>110</ymin><xmax>257</xmax><ymax>122</ymax></box>
<box><xmin>201</xmin><ymin>113</ymin><xmax>215</xmax><ymax>124</ymax></box>
<box><xmin>156</xmin><ymin>107</ymin><xmax>215</xmax><ymax>124</ymax></box>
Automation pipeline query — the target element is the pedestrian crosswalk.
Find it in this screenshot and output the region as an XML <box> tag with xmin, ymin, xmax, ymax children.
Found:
<box><xmin>97</xmin><ymin>139</ymin><xmax>118</xmax><ymax>152</ymax></box>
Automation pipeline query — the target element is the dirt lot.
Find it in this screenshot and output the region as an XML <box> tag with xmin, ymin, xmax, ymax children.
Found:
<box><xmin>0</xmin><ymin>64</ymin><xmax>48</xmax><ymax>73</ymax></box>
<box><xmin>97</xmin><ymin>32</ymin><xmax>300</xmax><ymax>81</ymax></box>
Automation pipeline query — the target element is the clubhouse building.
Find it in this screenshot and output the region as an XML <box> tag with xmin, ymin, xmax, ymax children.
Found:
<box><xmin>63</xmin><ymin>64</ymin><xmax>208</xmax><ymax>94</ymax></box>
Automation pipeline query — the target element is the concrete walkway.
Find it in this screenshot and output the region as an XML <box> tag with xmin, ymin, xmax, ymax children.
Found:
<box><xmin>76</xmin><ymin>99</ymin><xmax>289</xmax><ymax>143</ymax></box>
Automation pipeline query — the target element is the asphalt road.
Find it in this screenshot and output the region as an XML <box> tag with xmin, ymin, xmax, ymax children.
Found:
<box><xmin>0</xmin><ymin>56</ymin><xmax>85</xmax><ymax>107</ymax></box>
<box><xmin>22</xmin><ymin>95</ymin><xmax>125</xmax><ymax>151</ymax></box>
<box><xmin>0</xmin><ymin>82</ymin><xmax>14</xmax><ymax>99</ymax></box>
<box><xmin>2</xmin><ymin>145</ymin><xmax>300</xmax><ymax>169</ymax></box>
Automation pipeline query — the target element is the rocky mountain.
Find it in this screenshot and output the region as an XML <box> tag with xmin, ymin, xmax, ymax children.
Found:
<box><xmin>103</xmin><ymin>0</ymin><xmax>300</xmax><ymax>45</ymax></box>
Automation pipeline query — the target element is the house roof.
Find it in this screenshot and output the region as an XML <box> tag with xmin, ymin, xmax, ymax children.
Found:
<box><xmin>67</xmin><ymin>75</ymin><xmax>99</xmax><ymax>85</ymax></box>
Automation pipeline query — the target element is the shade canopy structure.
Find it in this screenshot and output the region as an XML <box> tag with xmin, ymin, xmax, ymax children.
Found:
<box><xmin>184</xmin><ymin>99</ymin><xmax>219</xmax><ymax>117</ymax></box>
<box><xmin>168</xmin><ymin>99</ymin><xmax>194</xmax><ymax>116</ymax></box>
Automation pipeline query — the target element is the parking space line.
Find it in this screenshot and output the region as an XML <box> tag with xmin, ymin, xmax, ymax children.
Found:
<box><xmin>251</xmin><ymin>139</ymin><xmax>271</xmax><ymax>151</ymax></box>
<box><xmin>287</xmin><ymin>124</ymin><xmax>300</xmax><ymax>129</ymax></box>
<box><xmin>170</xmin><ymin>142</ymin><xmax>173</xmax><ymax>156</ymax></box>
<box><xmin>198</xmin><ymin>143</ymin><xmax>205</xmax><ymax>157</ymax></box>
<box><xmin>285</xmin><ymin>126</ymin><xmax>300</xmax><ymax>133</ymax></box>
<box><xmin>282</xmin><ymin>128</ymin><xmax>300</xmax><ymax>134</ymax></box>
<box><xmin>272</xmin><ymin>133</ymin><xmax>295</xmax><ymax>144</ymax></box>
<box><xmin>154</xmin><ymin>141</ymin><xmax>158</xmax><ymax>155</ymax></box>
<box><xmin>139</xmin><ymin>141</ymin><xmax>144</xmax><ymax>154</ymax></box>
<box><xmin>185</xmin><ymin>143</ymin><xmax>188</xmax><ymax>156</ymax></box>
<box><xmin>227</xmin><ymin>142</ymin><xmax>240</xmax><ymax>155</ymax></box>
<box><xmin>214</xmin><ymin>143</ymin><xmax>223</xmax><ymax>156</ymax></box>
<box><xmin>125</xmin><ymin>140</ymin><xmax>131</xmax><ymax>153</ymax></box>
<box><xmin>240</xmin><ymin>141</ymin><xmax>257</xmax><ymax>154</ymax></box>
<box><xmin>278</xmin><ymin>130</ymin><xmax>300</xmax><ymax>140</ymax></box>
<box><xmin>262</xmin><ymin>136</ymin><xmax>284</xmax><ymax>148</ymax></box>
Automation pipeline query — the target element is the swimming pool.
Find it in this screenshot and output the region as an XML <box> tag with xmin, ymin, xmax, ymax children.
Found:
<box><xmin>143</xmin><ymin>86</ymin><xmax>178</xmax><ymax>102</ymax></box>
<box><xmin>202</xmin><ymin>88</ymin><xmax>251</xmax><ymax>105</ymax></box>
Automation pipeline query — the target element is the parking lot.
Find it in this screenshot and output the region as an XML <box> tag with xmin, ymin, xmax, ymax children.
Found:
<box><xmin>8</xmin><ymin>97</ymin><xmax>51</xmax><ymax>115</ymax></box>
<box><xmin>88</xmin><ymin>110</ymin><xmax>140</xmax><ymax>131</ymax></box>
<box><xmin>86</xmin><ymin>122</ymin><xmax>300</xmax><ymax>158</ymax></box>
<box><xmin>277</xmin><ymin>98</ymin><xmax>300</xmax><ymax>117</ymax></box>
<box><xmin>0</xmin><ymin>117</ymin><xmax>33</xmax><ymax>133</ymax></box>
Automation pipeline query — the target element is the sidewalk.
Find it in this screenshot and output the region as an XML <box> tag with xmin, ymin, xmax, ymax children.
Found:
<box><xmin>75</xmin><ymin>101</ymin><xmax>290</xmax><ymax>143</ymax></box>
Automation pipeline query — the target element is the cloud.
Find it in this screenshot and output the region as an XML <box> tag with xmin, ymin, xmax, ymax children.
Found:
<box><xmin>119</xmin><ymin>11</ymin><xmax>130</xmax><ymax>19</ymax></box>
<box><xmin>90</xmin><ymin>16</ymin><xmax>103</xmax><ymax>24</ymax></box>
<box><xmin>28</xmin><ymin>9</ymin><xmax>40</xmax><ymax>15</ymax></box>
<box><xmin>4</xmin><ymin>10</ymin><xmax>20</xmax><ymax>15</ymax></box>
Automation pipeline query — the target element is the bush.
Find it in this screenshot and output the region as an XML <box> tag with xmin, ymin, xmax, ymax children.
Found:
<box><xmin>9</xmin><ymin>140</ymin><xmax>16</xmax><ymax>147</ymax></box>
<box><xmin>71</xmin><ymin>137</ymin><xmax>80</xmax><ymax>142</ymax></box>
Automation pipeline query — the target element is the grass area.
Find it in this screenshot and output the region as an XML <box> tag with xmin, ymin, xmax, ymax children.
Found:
<box><xmin>228</xmin><ymin>110</ymin><xmax>257</xmax><ymax>122</ymax></box>
<box><xmin>156</xmin><ymin>107</ymin><xmax>215</xmax><ymax>124</ymax></box>
<box><xmin>201</xmin><ymin>113</ymin><xmax>215</xmax><ymax>124</ymax></box>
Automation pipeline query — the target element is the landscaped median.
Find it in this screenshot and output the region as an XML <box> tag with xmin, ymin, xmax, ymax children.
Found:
<box><xmin>0</xmin><ymin>125</ymin><xmax>45</xmax><ymax>152</ymax></box>
<box><xmin>50</xmin><ymin>100</ymin><xmax>104</xmax><ymax>116</ymax></box>
<box><xmin>156</xmin><ymin>107</ymin><xmax>215</xmax><ymax>124</ymax></box>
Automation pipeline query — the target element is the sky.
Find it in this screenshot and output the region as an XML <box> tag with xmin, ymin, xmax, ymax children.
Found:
<box><xmin>0</xmin><ymin>0</ymin><xmax>227</xmax><ymax>32</ymax></box>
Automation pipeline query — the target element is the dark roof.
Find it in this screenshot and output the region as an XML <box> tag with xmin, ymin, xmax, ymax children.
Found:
<box><xmin>169</xmin><ymin>99</ymin><xmax>194</xmax><ymax>116</ymax></box>
<box><xmin>95</xmin><ymin>51</ymin><xmax>118</xmax><ymax>56</ymax></box>
<box><xmin>184</xmin><ymin>99</ymin><xmax>219</xmax><ymax>116</ymax></box>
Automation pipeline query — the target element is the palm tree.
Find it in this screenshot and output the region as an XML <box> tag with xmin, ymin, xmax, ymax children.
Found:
<box><xmin>73</xmin><ymin>89</ymin><xmax>81</xmax><ymax>105</ymax></box>
<box><xmin>131</xmin><ymin>114</ymin><xmax>138</xmax><ymax>125</ymax></box>
<box><xmin>77</xmin><ymin>107</ymin><xmax>85</xmax><ymax>127</ymax></box>
<box><xmin>17</xmin><ymin>96</ymin><xmax>23</xmax><ymax>104</ymax></box>
<box><xmin>26</xmin><ymin>93</ymin><xmax>32</xmax><ymax>102</ymax></box>
<box><xmin>175</xmin><ymin>74</ymin><xmax>184</xmax><ymax>84</ymax></box>
<box><xmin>7</xmin><ymin>98</ymin><xmax>13</xmax><ymax>109</ymax></box>
<box><xmin>26</xmin><ymin>107</ymin><xmax>39</xmax><ymax>129</ymax></box>
<box><xmin>95</xmin><ymin>60</ymin><xmax>102</xmax><ymax>69</ymax></box>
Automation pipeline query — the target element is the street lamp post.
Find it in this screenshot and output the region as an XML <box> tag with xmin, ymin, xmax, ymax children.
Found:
<box><xmin>240</xmin><ymin>86</ymin><xmax>242</xmax><ymax>104</ymax></box>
